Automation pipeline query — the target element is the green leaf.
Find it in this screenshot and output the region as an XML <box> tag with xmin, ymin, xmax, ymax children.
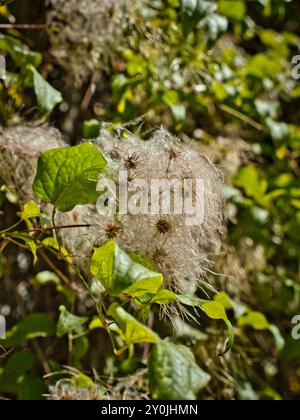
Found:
<box><xmin>74</xmin><ymin>336</ymin><xmax>90</xmax><ymax>363</ymax></box>
<box><xmin>2</xmin><ymin>231</ymin><xmax>38</xmax><ymax>264</ymax></box>
<box><xmin>33</xmin><ymin>144</ymin><xmax>106</xmax><ymax>212</ymax></box>
<box><xmin>148</xmin><ymin>341</ymin><xmax>210</xmax><ymax>400</ymax></box>
<box><xmin>150</xmin><ymin>289</ymin><xmax>178</xmax><ymax>305</ymax></box>
<box><xmin>178</xmin><ymin>295</ymin><xmax>234</xmax><ymax>354</ymax></box>
<box><xmin>72</xmin><ymin>373</ymin><xmax>95</xmax><ymax>391</ymax></box>
<box><xmin>201</xmin><ymin>300</ymin><xmax>228</xmax><ymax>320</ymax></box>
<box><xmin>238</xmin><ymin>311</ymin><xmax>270</xmax><ymax>330</ymax></box>
<box><xmin>0</xmin><ymin>34</ymin><xmax>42</xmax><ymax>67</ymax></box>
<box><xmin>218</xmin><ymin>0</ymin><xmax>246</xmax><ymax>21</ymax></box>
<box><xmin>0</xmin><ymin>352</ymin><xmax>36</xmax><ymax>394</ymax></box>
<box><xmin>28</xmin><ymin>65</ymin><xmax>63</xmax><ymax>118</ymax></box>
<box><xmin>89</xmin><ymin>317</ymin><xmax>104</xmax><ymax>331</ymax></box>
<box><xmin>107</xmin><ymin>303</ymin><xmax>159</xmax><ymax>347</ymax></box>
<box><xmin>2</xmin><ymin>313</ymin><xmax>55</xmax><ymax>346</ymax></box>
<box><xmin>42</xmin><ymin>237</ymin><xmax>71</xmax><ymax>262</ymax></box>
<box><xmin>214</xmin><ymin>291</ymin><xmax>233</xmax><ymax>310</ymax></box>
<box><xmin>26</xmin><ymin>239</ymin><xmax>38</xmax><ymax>265</ymax></box>
<box><xmin>20</xmin><ymin>200</ymin><xmax>40</xmax><ymax>220</ymax></box>
<box><xmin>234</xmin><ymin>165</ymin><xmax>268</xmax><ymax>203</ymax></box>
<box><xmin>269</xmin><ymin>325</ymin><xmax>285</xmax><ymax>352</ymax></box>
<box><xmin>201</xmin><ymin>301</ymin><xmax>234</xmax><ymax>354</ymax></box>
<box><xmin>178</xmin><ymin>294</ymin><xmax>206</xmax><ymax>307</ymax></box>
<box><xmin>245</xmin><ymin>54</ymin><xmax>283</xmax><ymax>79</ymax></box>
<box><xmin>83</xmin><ymin>119</ymin><xmax>101</xmax><ymax>139</ymax></box>
<box><xmin>17</xmin><ymin>375</ymin><xmax>46</xmax><ymax>401</ymax></box>
<box><xmin>90</xmin><ymin>241</ymin><xmax>164</xmax><ymax>298</ymax></box>
<box><xmin>280</xmin><ymin>338</ymin><xmax>300</xmax><ymax>360</ymax></box>
<box><xmin>57</xmin><ymin>306</ymin><xmax>88</xmax><ymax>338</ymax></box>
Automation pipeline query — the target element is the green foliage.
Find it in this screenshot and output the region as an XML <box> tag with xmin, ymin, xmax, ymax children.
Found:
<box><xmin>1</xmin><ymin>314</ymin><xmax>55</xmax><ymax>346</ymax></box>
<box><xmin>33</xmin><ymin>144</ymin><xmax>106</xmax><ymax>212</ymax></box>
<box><xmin>218</xmin><ymin>0</ymin><xmax>246</xmax><ymax>21</ymax></box>
<box><xmin>148</xmin><ymin>341</ymin><xmax>210</xmax><ymax>400</ymax></box>
<box><xmin>0</xmin><ymin>32</ymin><xmax>61</xmax><ymax>122</ymax></box>
<box><xmin>57</xmin><ymin>306</ymin><xmax>88</xmax><ymax>338</ymax></box>
<box><xmin>90</xmin><ymin>241</ymin><xmax>164</xmax><ymax>298</ymax></box>
<box><xmin>107</xmin><ymin>303</ymin><xmax>159</xmax><ymax>347</ymax></box>
<box><xmin>20</xmin><ymin>200</ymin><xmax>40</xmax><ymax>220</ymax></box>
<box><xmin>0</xmin><ymin>34</ymin><xmax>42</xmax><ymax>67</ymax></box>
<box><xmin>83</xmin><ymin>119</ymin><xmax>101</xmax><ymax>139</ymax></box>
<box><xmin>28</xmin><ymin>66</ymin><xmax>63</xmax><ymax>118</ymax></box>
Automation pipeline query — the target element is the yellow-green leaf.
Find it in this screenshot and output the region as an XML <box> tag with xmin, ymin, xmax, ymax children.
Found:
<box><xmin>90</xmin><ymin>241</ymin><xmax>164</xmax><ymax>298</ymax></box>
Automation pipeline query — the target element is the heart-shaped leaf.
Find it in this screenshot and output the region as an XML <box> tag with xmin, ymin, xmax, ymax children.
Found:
<box><xmin>33</xmin><ymin>144</ymin><xmax>106</xmax><ymax>212</ymax></box>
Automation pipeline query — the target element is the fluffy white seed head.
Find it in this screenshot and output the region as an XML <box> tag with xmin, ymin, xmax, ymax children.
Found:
<box><xmin>47</xmin><ymin>0</ymin><xmax>132</xmax><ymax>82</ymax></box>
<box><xmin>0</xmin><ymin>125</ymin><xmax>65</xmax><ymax>203</ymax></box>
<box><xmin>88</xmin><ymin>126</ymin><xmax>225</xmax><ymax>299</ymax></box>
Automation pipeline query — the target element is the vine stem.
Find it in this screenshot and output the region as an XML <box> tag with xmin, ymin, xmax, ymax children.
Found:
<box><xmin>74</xmin><ymin>267</ymin><xmax>118</xmax><ymax>354</ymax></box>
<box><xmin>19</xmin><ymin>224</ymin><xmax>96</xmax><ymax>234</ymax></box>
<box><xmin>51</xmin><ymin>207</ymin><xmax>62</xmax><ymax>254</ymax></box>
<box><xmin>38</xmin><ymin>248</ymin><xmax>74</xmax><ymax>289</ymax></box>
<box><xmin>0</xmin><ymin>220</ymin><xmax>23</xmax><ymax>234</ymax></box>
<box><xmin>32</xmin><ymin>340</ymin><xmax>51</xmax><ymax>375</ymax></box>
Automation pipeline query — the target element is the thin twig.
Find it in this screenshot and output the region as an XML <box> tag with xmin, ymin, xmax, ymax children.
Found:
<box><xmin>81</xmin><ymin>72</ymin><xmax>101</xmax><ymax>111</ymax></box>
<box><xmin>19</xmin><ymin>224</ymin><xmax>95</xmax><ymax>234</ymax></box>
<box><xmin>38</xmin><ymin>248</ymin><xmax>73</xmax><ymax>289</ymax></box>
<box><xmin>219</xmin><ymin>104</ymin><xmax>267</xmax><ymax>132</ymax></box>
<box><xmin>0</xmin><ymin>23</ymin><xmax>48</xmax><ymax>29</ymax></box>
<box><xmin>32</xmin><ymin>340</ymin><xmax>51</xmax><ymax>375</ymax></box>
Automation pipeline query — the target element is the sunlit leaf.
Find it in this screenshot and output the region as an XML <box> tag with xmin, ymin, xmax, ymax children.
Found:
<box><xmin>33</xmin><ymin>144</ymin><xmax>106</xmax><ymax>212</ymax></box>
<box><xmin>0</xmin><ymin>34</ymin><xmax>42</xmax><ymax>67</ymax></box>
<box><xmin>107</xmin><ymin>303</ymin><xmax>159</xmax><ymax>347</ymax></box>
<box><xmin>201</xmin><ymin>301</ymin><xmax>234</xmax><ymax>354</ymax></box>
<box><xmin>218</xmin><ymin>0</ymin><xmax>246</xmax><ymax>21</ymax></box>
<box><xmin>238</xmin><ymin>311</ymin><xmax>270</xmax><ymax>330</ymax></box>
<box><xmin>90</xmin><ymin>241</ymin><xmax>163</xmax><ymax>298</ymax></box>
<box><xmin>20</xmin><ymin>200</ymin><xmax>40</xmax><ymax>220</ymax></box>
